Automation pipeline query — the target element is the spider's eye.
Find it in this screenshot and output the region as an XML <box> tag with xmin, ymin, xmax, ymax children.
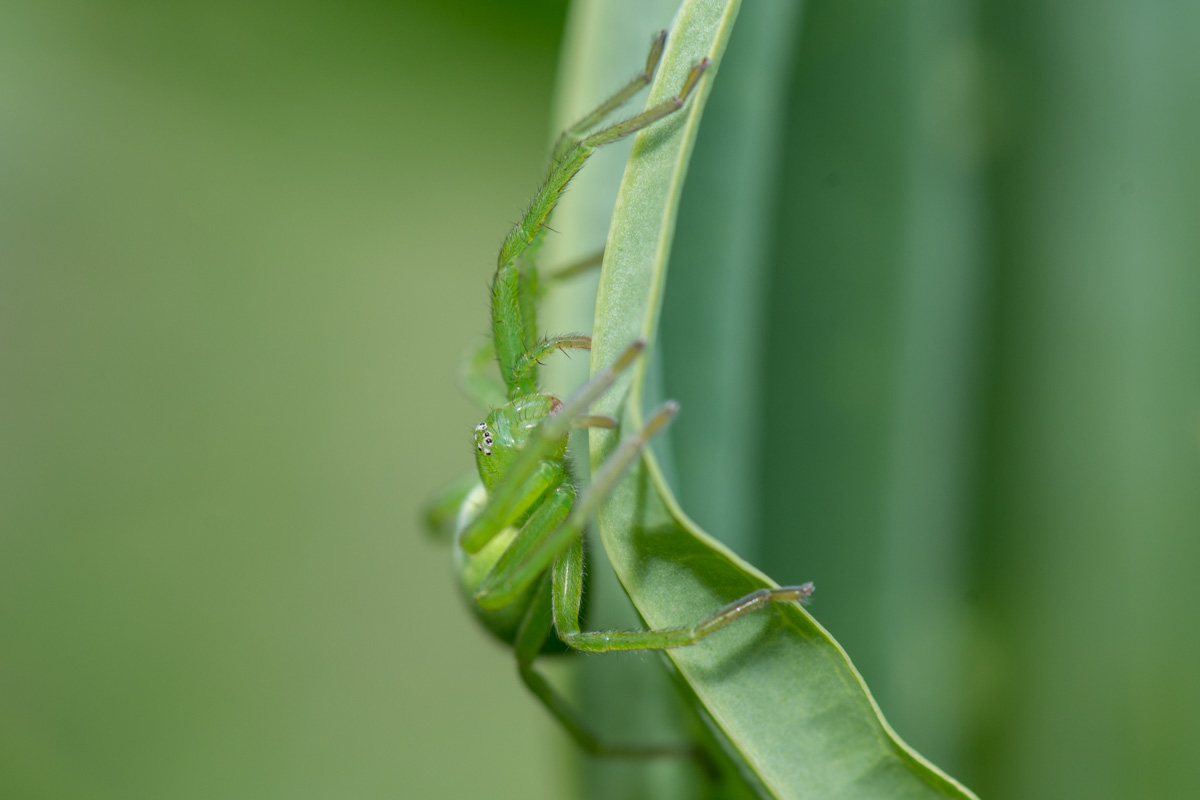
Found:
<box><xmin>476</xmin><ymin>423</ymin><xmax>494</xmax><ymax>456</ymax></box>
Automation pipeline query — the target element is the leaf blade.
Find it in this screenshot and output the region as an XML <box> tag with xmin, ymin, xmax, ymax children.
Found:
<box><xmin>589</xmin><ymin>2</ymin><xmax>980</xmax><ymax>797</ymax></box>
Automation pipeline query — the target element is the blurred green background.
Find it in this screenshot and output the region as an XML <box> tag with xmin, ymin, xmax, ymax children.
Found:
<box><xmin>2</xmin><ymin>2</ymin><xmax>572</xmax><ymax>798</ymax></box>
<box><xmin>3</xmin><ymin>1</ymin><xmax>1198</xmax><ymax>799</ymax></box>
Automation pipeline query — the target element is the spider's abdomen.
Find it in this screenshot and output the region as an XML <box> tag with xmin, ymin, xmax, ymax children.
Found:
<box><xmin>452</xmin><ymin>482</ymin><xmax>576</xmax><ymax>654</ymax></box>
<box><xmin>452</xmin><ymin>484</ymin><xmax>531</xmax><ymax>644</ymax></box>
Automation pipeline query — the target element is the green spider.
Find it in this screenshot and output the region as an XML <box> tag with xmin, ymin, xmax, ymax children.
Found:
<box><xmin>426</xmin><ymin>32</ymin><xmax>813</xmax><ymax>759</ymax></box>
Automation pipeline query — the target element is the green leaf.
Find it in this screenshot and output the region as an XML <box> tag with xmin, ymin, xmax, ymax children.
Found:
<box><xmin>588</xmin><ymin>1</ymin><xmax>980</xmax><ymax>797</ymax></box>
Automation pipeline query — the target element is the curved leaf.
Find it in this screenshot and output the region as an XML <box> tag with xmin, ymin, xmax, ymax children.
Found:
<box><xmin>588</xmin><ymin>1</ymin><xmax>981</xmax><ymax>797</ymax></box>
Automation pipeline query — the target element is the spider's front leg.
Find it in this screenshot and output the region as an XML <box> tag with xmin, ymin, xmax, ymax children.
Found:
<box><xmin>491</xmin><ymin>37</ymin><xmax>710</xmax><ymax>400</ymax></box>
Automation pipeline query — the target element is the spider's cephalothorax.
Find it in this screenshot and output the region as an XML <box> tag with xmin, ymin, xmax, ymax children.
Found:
<box><xmin>474</xmin><ymin>394</ymin><xmax>565</xmax><ymax>492</ymax></box>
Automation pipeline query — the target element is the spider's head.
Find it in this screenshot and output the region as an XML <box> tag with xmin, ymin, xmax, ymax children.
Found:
<box><xmin>474</xmin><ymin>393</ymin><xmax>566</xmax><ymax>491</ymax></box>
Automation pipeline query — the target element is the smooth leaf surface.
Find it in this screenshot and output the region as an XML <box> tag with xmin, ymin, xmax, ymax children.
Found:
<box><xmin>659</xmin><ymin>0</ymin><xmax>803</xmax><ymax>556</ymax></box>
<box><xmin>589</xmin><ymin>1</ymin><xmax>980</xmax><ymax>797</ymax></box>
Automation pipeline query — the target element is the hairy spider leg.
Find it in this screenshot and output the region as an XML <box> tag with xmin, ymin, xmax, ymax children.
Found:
<box><xmin>457</xmin><ymin>331</ymin><xmax>595</xmax><ymax>412</ymax></box>
<box><xmin>511</xmin><ymin>333</ymin><xmax>591</xmax><ymax>388</ymax></box>
<box><xmin>510</xmin><ymin>31</ymin><xmax>667</xmax><ymax>374</ymax></box>
<box><xmin>492</xmin><ymin>56</ymin><xmax>711</xmax><ymax>399</ymax></box>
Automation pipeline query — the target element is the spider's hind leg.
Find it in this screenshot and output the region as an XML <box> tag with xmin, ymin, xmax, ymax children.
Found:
<box><xmin>515</xmin><ymin>577</ymin><xmax>708</xmax><ymax>765</ymax></box>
